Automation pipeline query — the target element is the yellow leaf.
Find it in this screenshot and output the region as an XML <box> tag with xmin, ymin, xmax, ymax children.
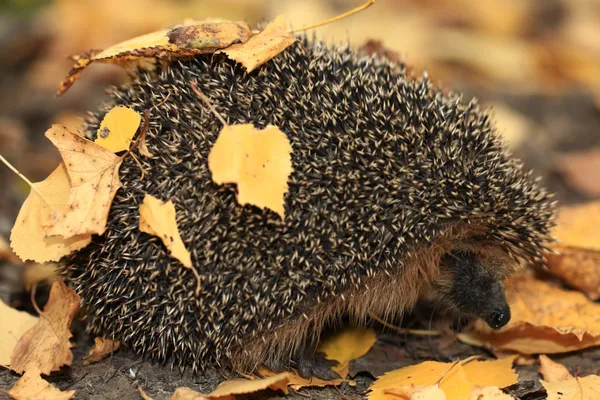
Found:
<box><xmin>318</xmin><ymin>327</ymin><xmax>377</xmax><ymax>369</ymax></box>
<box><xmin>10</xmin><ymin>163</ymin><xmax>92</xmax><ymax>263</ymax></box>
<box><xmin>368</xmin><ymin>357</ymin><xmax>518</xmax><ymax>400</ymax></box>
<box><xmin>83</xmin><ymin>337</ymin><xmax>120</xmax><ymax>365</ymax></box>
<box><xmin>95</xmin><ymin>106</ymin><xmax>141</xmax><ymax>152</ymax></box>
<box><xmin>220</xmin><ymin>15</ymin><xmax>297</xmax><ymax>72</ymax></box>
<box><xmin>411</xmin><ymin>385</ymin><xmax>447</xmax><ymax>399</ymax></box>
<box><xmin>139</xmin><ymin>194</ymin><xmax>192</xmax><ymax>268</ymax></box>
<box><xmin>469</xmin><ymin>386</ymin><xmax>514</xmax><ymax>399</ymax></box>
<box><xmin>23</xmin><ymin>263</ymin><xmax>59</xmax><ymax>291</ymax></box>
<box><xmin>0</xmin><ymin>299</ymin><xmax>38</xmax><ymax>368</ymax></box>
<box><xmin>207</xmin><ymin>372</ymin><xmax>291</xmax><ymax>398</ymax></box>
<box><xmin>170</xmin><ymin>387</ymin><xmax>208</xmax><ymax>400</ymax></box>
<box><xmin>43</xmin><ymin>125</ymin><xmax>123</xmax><ymax>238</ymax></box>
<box><xmin>457</xmin><ymin>274</ymin><xmax>600</xmax><ymax>354</ymax></box>
<box><xmin>8</xmin><ymin>367</ymin><xmax>75</xmax><ymax>400</ymax></box>
<box><xmin>57</xmin><ymin>20</ymin><xmax>251</xmax><ymax>96</ymax></box>
<box><xmin>208</xmin><ymin>124</ymin><xmax>292</xmax><ymax>219</ymax></box>
<box><xmin>10</xmin><ymin>280</ymin><xmax>81</xmax><ymax>375</ymax></box>
<box><xmin>539</xmin><ymin>356</ymin><xmax>600</xmax><ymax>400</ymax></box>
<box><xmin>546</xmin><ymin>201</ymin><xmax>600</xmax><ymax>299</ymax></box>
<box><xmin>0</xmin><ymin>235</ymin><xmax>21</xmax><ymax>264</ymax></box>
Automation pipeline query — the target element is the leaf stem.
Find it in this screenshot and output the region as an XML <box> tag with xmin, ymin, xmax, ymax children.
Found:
<box><xmin>0</xmin><ymin>153</ymin><xmax>56</xmax><ymax>212</ymax></box>
<box><xmin>190</xmin><ymin>80</ymin><xmax>229</xmax><ymax>127</ymax></box>
<box><xmin>290</xmin><ymin>0</ymin><xmax>375</xmax><ymax>34</ymax></box>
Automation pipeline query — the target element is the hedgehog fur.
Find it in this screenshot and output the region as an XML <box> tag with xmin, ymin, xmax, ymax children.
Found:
<box><xmin>63</xmin><ymin>37</ymin><xmax>555</xmax><ymax>376</ymax></box>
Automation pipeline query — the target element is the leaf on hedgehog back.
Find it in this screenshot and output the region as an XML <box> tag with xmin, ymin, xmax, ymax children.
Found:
<box><xmin>43</xmin><ymin>125</ymin><xmax>123</xmax><ymax>238</ymax></box>
<box><xmin>10</xmin><ymin>280</ymin><xmax>80</xmax><ymax>375</ymax></box>
<box><xmin>367</xmin><ymin>356</ymin><xmax>518</xmax><ymax>400</ymax></box>
<box><xmin>94</xmin><ymin>106</ymin><xmax>141</xmax><ymax>153</ymax></box>
<box><xmin>457</xmin><ymin>273</ymin><xmax>600</xmax><ymax>354</ymax></box>
<box><xmin>0</xmin><ymin>300</ymin><xmax>38</xmax><ymax>368</ymax></box>
<box><xmin>545</xmin><ymin>201</ymin><xmax>600</xmax><ymax>299</ymax></box>
<box><xmin>220</xmin><ymin>15</ymin><xmax>297</xmax><ymax>72</ymax></box>
<box><xmin>57</xmin><ymin>20</ymin><xmax>252</xmax><ymax>96</ymax></box>
<box><xmin>139</xmin><ymin>194</ymin><xmax>193</xmax><ymax>269</ymax></box>
<box><xmin>83</xmin><ymin>337</ymin><xmax>120</xmax><ymax>365</ymax></box>
<box><xmin>10</xmin><ymin>163</ymin><xmax>92</xmax><ymax>263</ymax></box>
<box><xmin>208</xmin><ymin>124</ymin><xmax>293</xmax><ymax>219</ymax></box>
<box><xmin>538</xmin><ymin>355</ymin><xmax>600</xmax><ymax>400</ymax></box>
<box><xmin>8</xmin><ymin>367</ymin><xmax>76</xmax><ymax>400</ymax></box>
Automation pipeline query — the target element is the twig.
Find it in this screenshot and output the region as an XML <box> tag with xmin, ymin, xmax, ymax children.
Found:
<box><xmin>0</xmin><ymin>154</ymin><xmax>56</xmax><ymax>212</ymax></box>
<box><xmin>190</xmin><ymin>80</ymin><xmax>228</xmax><ymax>127</ymax></box>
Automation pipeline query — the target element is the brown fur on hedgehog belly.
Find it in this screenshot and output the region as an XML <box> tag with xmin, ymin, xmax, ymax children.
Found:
<box><xmin>63</xmin><ymin>36</ymin><xmax>554</xmax><ymax>375</ymax></box>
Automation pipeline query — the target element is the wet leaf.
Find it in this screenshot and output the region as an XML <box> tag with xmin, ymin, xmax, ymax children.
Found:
<box><xmin>208</xmin><ymin>124</ymin><xmax>292</xmax><ymax>219</ymax></box>
<box><xmin>95</xmin><ymin>106</ymin><xmax>141</xmax><ymax>153</ymax></box>
<box><xmin>0</xmin><ymin>300</ymin><xmax>38</xmax><ymax>368</ymax></box>
<box><xmin>8</xmin><ymin>367</ymin><xmax>75</xmax><ymax>400</ymax></box>
<box><xmin>10</xmin><ymin>280</ymin><xmax>81</xmax><ymax>374</ymax></box>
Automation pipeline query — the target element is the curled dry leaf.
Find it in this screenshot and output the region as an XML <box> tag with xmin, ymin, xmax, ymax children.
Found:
<box><xmin>83</xmin><ymin>337</ymin><xmax>120</xmax><ymax>365</ymax></box>
<box><xmin>95</xmin><ymin>106</ymin><xmax>141</xmax><ymax>153</ymax></box>
<box><xmin>8</xmin><ymin>367</ymin><xmax>75</xmax><ymax>400</ymax></box>
<box><xmin>208</xmin><ymin>124</ymin><xmax>293</xmax><ymax>219</ymax></box>
<box><xmin>546</xmin><ymin>201</ymin><xmax>600</xmax><ymax>299</ymax></box>
<box><xmin>368</xmin><ymin>356</ymin><xmax>518</xmax><ymax>400</ymax></box>
<box><xmin>458</xmin><ymin>274</ymin><xmax>600</xmax><ymax>353</ymax></box>
<box><xmin>10</xmin><ymin>280</ymin><xmax>81</xmax><ymax>375</ymax></box>
<box><xmin>57</xmin><ymin>20</ymin><xmax>251</xmax><ymax>96</ymax></box>
<box><xmin>10</xmin><ymin>163</ymin><xmax>92</xmax><ymax>263</ymax></box>
<box><xmin>539</xmin><ymin>355</ymin><xmax>600</xmax><ymax>400</ymax></box>
<box><xmin>220</xmin><ymin>15</ymin><xmax>297</xmax><ymax>72</ymax></box>
<box><xmin>0</xmin><ymin>299</ymin><xmax>38</xmax><ymax>367</ymax></box>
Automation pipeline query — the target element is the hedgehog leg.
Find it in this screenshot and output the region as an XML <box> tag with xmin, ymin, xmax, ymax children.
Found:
<box><xmin>291</xmin><ymin>348</ymin><xmax>341</xmax><ymax>381</ymax></box>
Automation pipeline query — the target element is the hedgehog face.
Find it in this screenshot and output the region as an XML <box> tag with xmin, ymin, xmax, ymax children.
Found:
<box><xmin>434</xmin><ymin>250</ymin><xmax>511</xmax><ymax>329</ymax></box>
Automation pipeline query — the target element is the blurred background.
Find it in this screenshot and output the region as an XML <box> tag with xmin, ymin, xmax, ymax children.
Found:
<box><xmin>1</xmin><ymin>0</ymin><xmax>599</xmax><ymax>301</ymax></box>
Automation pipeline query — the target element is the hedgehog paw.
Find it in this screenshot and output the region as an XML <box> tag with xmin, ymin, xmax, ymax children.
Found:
<box><xmin>264</xmin><ymin>357</ymin><xmax>290</xmax><ymax>373</ymax></box>
<box><xmin>291</xmin><ymin>350</ymin><xmax>342</xmax><ymax>381</ymax></box>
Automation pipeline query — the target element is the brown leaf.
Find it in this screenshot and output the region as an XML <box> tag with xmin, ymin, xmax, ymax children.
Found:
<box><xmin>0</xmin><ymin>300</ymin><xmax>39</xmax><ymax>368</ymax></box>
<box><xmin>220</xmin><ymin>16</ymin><xmax>297</xmax><ymax>72</ymax></box>
<box><xmin>10</xmin><ymin>163</ymin><xmax>92</xmax><ymax>263</ymax></box>
<box><xmin>170</xmin><ymin>387</ymin><xmax>208</xmax><ymax>400</ymax></box>
<box><xmin>83</xmin><ymin>337</ymin><xmax>120</xmax><ymax>365</ymax></box>
<box><xmin>458</xmin><ymin>274</ymin><xmax>600</xmax><ymax>354</ymax></box>
<box><xmin>207</xmin><ymin>372</ymin><xmax>291</xmax><ymax>398</ymax></box>
<box><xmin>208</xmin><ymin>124</ymin><xmax>293</xmax><ymax>219</ymax></box>
<box><xmin>8</xmin><ymin>367</ymin><xmax>75</xmax><ymax>400</ymax></box>
<box><xmin>10</xmin><ymin>280</ymin><xmax>81</xmax><ymax>375</ymax></box>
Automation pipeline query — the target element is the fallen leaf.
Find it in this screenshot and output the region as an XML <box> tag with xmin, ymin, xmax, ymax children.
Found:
<box><xmin>170</xmin><ymin>387</ymin><xmax>208</xmax><ymax>400</ymax></box>
<box><xmin>458</xmin><ymin>274</ymin><xmax>600</xmax><ymax>354</ymax></box>
<box><xmin>23</xmin><ymin>263</ymin><xmax>59</xmax><ymax>291</ymax></box>
<box><xmin>83</xmin><ymin>337</ymin><xmax>120</xmax><ymax>364</ymax></box>
<box><xmin>469</xmin><ymin>386</ymin><xmax>514</xmax><ymax>399</ymax></box>
<box><xmin>207</xmin><ymin>372</ymin><xmax>291</xmax><ymax>398</ymax></box>
<box><xmin>545</xmin><ymin>201</ymin><xmax>600</xmax><ymax>299</ymax></box>
<box><xmin>8</xmin><ymin>367</ymin><xmax>75</xmax><ymax>400</ymax></box>
<box><xmin>208</xmin><ymin>124</ymin><xmax>292</xmax><ymax>219</ymax></box>
<box><xmin>138</xmin><ymin>385</ymin><xmax>154</xmax><ymax>400</ymax></box>
<box><xmin>368</xmin><ymin>356</ymin><xmax>518</xmax><ymax>400</ymax></box>
<box><xmin>0</xmin><ymin>300</ymin><xmax>38</xmax><ymax>367</ymax></box>
<box><xmin>411</xmin><ymin>385</ymin><xmax>446</xmax><ymax>399</ymax></box>
<box><xmin>10</xmin><ymin>280</ymin><xmax>81</xmax><ymax>374</ymax></box>
<box><xmin>10</xmin><ymin>163</ymin><xmax>92</xmax><ymax>263</ymax></box>
<box><xmin>319</xmin><ymin>327</ymin><xmax>377</xmax><ymax>370</ymax></box>
<box><xmin>539</xmin><ymin>355</ymin><xmax>600</xmax><ymax>400</ymax></box>
<box><xmin>95</xmin><ymin>106</ymin><xmax>141</xmax><ymax>153</ymax></box>
<box><xmin>220</xmin><ymin>15</ymin><xmax>297</xmax><ymax>72</ymax></box>
<box><xmin>43</xmin><ymin>125</ymin><xmax>123</xmax><ymax>238</ymax></box>
<box><xmin>57</xmin><ymin>20</ymin><xmax>251</xmax><ymax>96</ymax></box>
<box><xmin>0</xmin><ymin>235</ymin><xmax>21</xmax><ymax>264</ymax></box>
<box><xmin>139</xmin><ymin>194</ymin><xmax>192</xmax><ymax>268</ymax></box>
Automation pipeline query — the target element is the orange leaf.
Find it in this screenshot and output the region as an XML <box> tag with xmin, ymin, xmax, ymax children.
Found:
<box><xmin>0</xmin><ymin>300</ymin><xmax>38</xmax><ymax>368</ymax></box>
<box><xmin>208</xmin><ymin>124</ymin><xmax>292</xmax><ymax>219</ymax></box>
<box><xmin>539</xmin><ymin>355</ymin><xmax>600</xmax><ymax>400</ymax></box>
<box><xmin>220</xmin><ymin>15</ymin><xmax>297</xmax><ymax>72</ymax></box>
<box><xmin>10</xmin><ymin>280</ymin><xmax>81</xmax><ymax>374</ymax></box>
<box><xmin>8</xmin><ymin>367</ymin><xmax>75</xmax><ymax>400</ymax></box>
<box><xmin>83</xmin><ymin>337</ymin><xmax>120</xmax><ymax>365</ymax></box>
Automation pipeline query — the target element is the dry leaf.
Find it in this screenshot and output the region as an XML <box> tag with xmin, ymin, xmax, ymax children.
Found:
<box><xmin>8</xmin><ymin>367</ymin><xmax>75</xmax><ymax>400</ymax></box>
<box><xmin>170</xmin><ymin>387</ymin><xmax>208</xmax><ymax>400</ymax></box>
<box><xmin>220</xmin><ymin>15</ymin><xmax>297</xmax><ymax>72</ymax></box>
<box><xmin>138</xmin><ymin>385</ymin><xmax>154</xmax><ymax>400</ymax></box>
<box><xmin>208</xmin><ymin>124</ymin><xmax>292</xmax><ymax>219</ymax></box>
<box><xmin>0</xmin><ymin>235</ymin><xmax>21</xmax><ymax>264</ymax></box>
<box><xmin>545</xmin><ymin>201</ymin><xmax>600</xmax><ymax>299</ymax></box>
<box><xmin>469</xmin><ymin>386</ymin><xmax>514</xmax><ymax>399</ymax></box>
<box><xmin>10</xmin><ymin>163</ymin><xmax>92</xmax><ymax>263</ymax></box>
<box><xmin>57</xmin><ymin>20</ymin><xmax>251</xmax><ymax>96</ymax></box>
<box><xmin>83</xmin><ymin>337</ymin><xmax>120</xmax><ymax>365</ymax></box>
<box><xmin>139</xmin><ymin>194</ymin><xmax>192</xmax><ymax>268</ymax></box>
<box><xmin>368</xmin><ymin>356</ymin><xmax>518</xmax><ymax>400</ymax></box>
<box><xmin>10</xmin><ymin>280</ymin><xmax>81</xmax><ymax>374</ymax></box>
<box><xmin>539</xmin><ymin>355</ymin><xmax>600</xmax><ymax>400</ymax></box>
<box><xmin>95</xmin><ymin>106</ymin><xmax>141</xmax><ymax>153</ymax></box>
<box><xmin>458</xmin><ymin>274</ymin><xmax>600</xmax><ymax>354</ymax></box>
<box><xmin>0</xmin><ymin>300</ymin><xmax>39</xmax><ymax>368</ymax></box>
<box><xmin>207</xmin><ymin>372</ymin><xmax>291</xmax><ymax>398</ymax></box>
<box><xmin>43</xmin><ymin>125</ymin><xmax>123</xmax><ymax>238</ymax></box>
<box><xmin>23</xmin><ymin>263</ymin><xmax>59</xmax><ymax>291</ymax></box>
<box><xmin>411</xmin><ymin>385</ymin><xmax>446</xmax><ymax>400</ymax></box>
<box><xmin>319</xmin><ymin>327</ymin><xmax>377</xmax><ymax>370</ymax></box>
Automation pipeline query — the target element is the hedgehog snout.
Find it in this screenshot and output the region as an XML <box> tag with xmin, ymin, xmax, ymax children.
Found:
<box><xmin>482</xmin><ymin>280</ymin><xmax>511</xmax><ymax>329</ymax></box>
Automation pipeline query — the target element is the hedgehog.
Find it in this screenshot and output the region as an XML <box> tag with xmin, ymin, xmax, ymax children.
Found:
<box><xmin>62</xmin><ymin>36</ymin><xmax>555</xmax><ymax>379</ymax></box>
